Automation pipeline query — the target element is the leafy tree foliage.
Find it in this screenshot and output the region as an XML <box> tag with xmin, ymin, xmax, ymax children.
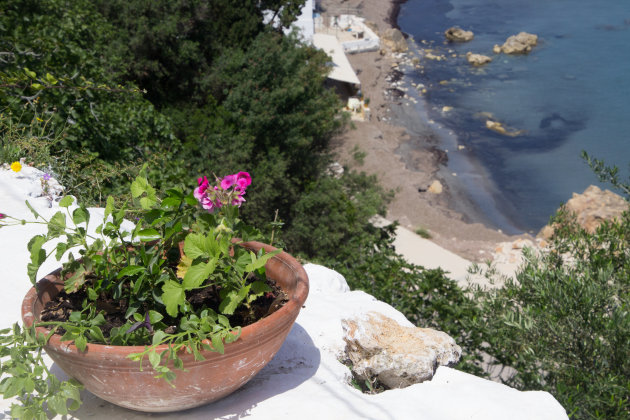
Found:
<box><xmin>0</xmin><ymin>0</ymin><xmax>176</xmax><ymax>200</ymax></box>
<box><xmin>286</xmin><ymin>172</ymin><xmax>389</xmax><ymax>257</ymax></box>
<box><xmin>165</xmin><ymin>31</ymin><xmax>346</xmax><ymax>230</ymax></box>
<box><xmin>94</xmin><ymin>0</ymin><xmax>306</xmax><ymax>105</ymax></box>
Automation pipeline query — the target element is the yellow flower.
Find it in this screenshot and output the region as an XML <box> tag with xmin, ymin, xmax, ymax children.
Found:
<box><xmin>10</xmin><ymin>161</ymin><xmax>22</xmax><ymax>172</ymax></box>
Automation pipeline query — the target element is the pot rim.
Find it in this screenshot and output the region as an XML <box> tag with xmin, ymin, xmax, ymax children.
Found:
<box><xmin>21</xmin><ymin>240</ymin><xmax>309</xmax><ymax>356</ymax></box>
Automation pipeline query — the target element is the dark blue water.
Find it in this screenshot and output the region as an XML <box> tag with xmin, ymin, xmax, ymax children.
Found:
<box><xmin>398</xmin><ymin>0</ymin><xmax>630</xmax><ymax>233</ymax></box>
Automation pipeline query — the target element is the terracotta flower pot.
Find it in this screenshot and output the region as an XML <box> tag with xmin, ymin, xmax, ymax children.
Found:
<box><xmin>21</xmin><ymin>241</ymin><xmax>309</xmax><ymax>412</ymax></box>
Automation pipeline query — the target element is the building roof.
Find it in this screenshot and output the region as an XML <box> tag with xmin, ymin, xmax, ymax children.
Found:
<box><xmin>312</xmin><ymin>33</ymin><xmax>361</xmax><ymax>86</ymax></box>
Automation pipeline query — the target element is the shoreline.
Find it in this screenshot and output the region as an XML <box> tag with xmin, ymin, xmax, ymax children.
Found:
<box><xmin>385</xmin><ymin>0</ymin><xmax>407</xmax><ymax>30</ymax></box>
<box><xmin>320</xmin><ymin>0</ymin><xmax>523</xmax><ymax>261</ymax></box>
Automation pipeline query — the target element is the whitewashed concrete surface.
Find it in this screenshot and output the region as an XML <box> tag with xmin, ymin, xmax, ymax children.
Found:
<box><xmin>0</xmin><ymin>167</ymin><xmax>568</xmax><ymax>419</ymax></box>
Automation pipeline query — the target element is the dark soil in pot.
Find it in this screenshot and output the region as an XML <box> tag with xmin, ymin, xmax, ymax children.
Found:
<box><xmin>39</xmin><ymin>277</ymin><xmax>288</xmax><ymax>340</ymax></box>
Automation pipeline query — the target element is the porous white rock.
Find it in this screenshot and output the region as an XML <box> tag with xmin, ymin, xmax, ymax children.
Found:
<box><xmin>343</xmin><ymin>312</ymin><xmax>461</xmax><ymax>387</ymax></box>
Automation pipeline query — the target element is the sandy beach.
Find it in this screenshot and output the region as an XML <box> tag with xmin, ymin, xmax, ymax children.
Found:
<box><xmin>319</xmin><ymin>0</ymin><xmax>521</xmax><ymax>262</ymax></box>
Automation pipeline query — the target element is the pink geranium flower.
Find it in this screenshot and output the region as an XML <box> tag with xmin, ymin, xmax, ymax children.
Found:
<box><xmin>195</xmin><ymin>171</ymin><xmax>251</xmax><ymax>212</ymax></box>
<box><xmin>220</xmin><ymin>174</ymin><xmax>237</xmax><ymax>190</ymax></box>
<box><xmin>194</xmin><ymin>176</ymin><xmax>210</xmax><ymax>200</ymax></box>
<box><xmin>235</xmin><ymin>172</ymin><xmax>251</xmax><ymax>191</ymax></box>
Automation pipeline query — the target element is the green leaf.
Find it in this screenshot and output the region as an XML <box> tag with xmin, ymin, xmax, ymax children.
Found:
<box><xmin>89</xmin><ymin>326</ymin><xmax>106</xmax><ymax>343</ymax></box>
<box><xmin>75</xmin><ymin>335</ymin><xmax>87</xmax><ymax>352</ymax></box>
<box><xmin>131</xmin><ymin>176</ymin><xmax>157</xmax><ymax>209</ymax></box>
<box><xmin>45</xmin><ymin>72</ymin><xmax>58</xmax><ymax>85</ymax></box>
<box><xmin>103</xmin><ymin>196</ymin><xmax>115</xmax><ymax>221</ymax></box>
<box><xmin>124</xmin><ymin>301</ymin><xmax>141</xmax><ymax>319</ymax></box>
<box><xmin>48</xmin><ymin>394</ymin><xmax>69</xmax><ymax>416</ymax></box>
<box><xmin>131</xmin><ymin>176</ymin><xmax>150</xmax><ymax>198</ymax></box>
<box><xmin>117</xmin><ymin>265</ymin><xmax>145</xmax><ymax>278</ymax></box>
<box><xmin>161</xmin><ymin>197</ymin><xmax>181</xmax><ymax>210</ymax></box>
<box><xmin>140</xmin><ymin>196</ymin><xmax>158</xmax><ymax>210</ymax></box>
<box><xmin>211</xmin><ymin>334</ymin><xmax>225</xmax><ymax>354</ymax></box>
<box><xmin>48</xmin><ymin>211</ymin><xmax>67</xmax><ymax>237</ymax></box>
<box><xmin>68</xmin><ymin>311</ymin><xmax>82</xmax><ymax>323</ymax></box>
<box><xmin>234</xmin><ymin>251</ymin><xmax>251</xmax><ymax>276</ymax></box>
<box><xmin>224</xmin><ymin>327</ymin><xmax>241</xmax><ymax>343</ymax></box>
<box><xmin>191</xmin><ymin>342</ymin><xmax>203</xmax><ymax>360</ymax></box>
<box><xmin>72</xmin><ymin>207</ymin><xmax>89</xmax><ymax>226</ymax></box>
<box><xmin>91</xmin><ymin>313</ymin><xmax>106</xmax><ymax>326</ymax></box>
<box><xmin>137</xmin><ymin>228</ymin><xmax>161</xmax><ymax>242</ymax></box>
<box><xmin>59</xmin><ymin>195</ymin><xmax>74</xmax><ymax>208</ymax></box>
<box><xmin>148</xmin><ymin>310</ymin><xmax>164</xmax><ymax>324</ymax></box>
<box><xmin>245</xmin><ymin>249</ymin><xmax>281</xmax><ymax>272</ymax></box>
<box><xmin>27</xmin><ymin>234</ymin><xmax>46</xmax><ymax>263</ymax></box>
<box><xmin>183</xmin><ymin>233</ymin><xmax>217</xmax><ymax>259</ymax></box>
<box><xmin>217</xmin><ymin>314</ymin><xmax>230</xmax><ymax>328</ymax></box>
<box><xmin>162</xmin><ymin>280</ymin><xmax>186</xmax><ymax>317</ymax></box>
<box><xmin>250</xmin><ymin>280</ymin><xmax>272</xmax><ymax>297</ymax></box>
<box><xmin>27</xmin><ymin>235</ymin><xmax>46</xmax><ymax>284</ymax></box>
<box><xmin>132</xmin><ymin>275</ymin><xmax>145</xmax><ymax>295</ymax></box>
<box><xmin>61</xmin><ymin>380</ymin><xmax>83</xmax><ymax>410</ymax></box>
<box><xmin>219</xmin><ymin>285</ymin><xmax>250</xmax><ymax>315</ymax></box>
<box><xmin>64</xmin><ymin>265</ymin><xmax>88</xmax><ymax>292</ymax></box>
<box><xmin>173</xmin><ymin>357</ymin><xmax>184</xmax><ymax>370</ymax></box>
<box><xmin>87</xmin><ymin>287</ymin><xmax>98</xmax><ymax>300</ymax></box>
<box><xmin>148</xmin><ymin>350</ymin><xmax>161</xmax><ymax>369</ymax></box>
<box><xmin>55</xmin><ymin>242</ymin><xmax>68</xmax><ymax>260</ymax></box>
<box><xmin>25</xmin><ymin>200</ymin><xmax>41</xmax><ymax>220</ymax></box>
<box><xmin>24</xmin><ymin>68</ymin><xmax>36</xmax><ymax>79</ymax></box>
<box><xmin>152</xmin><ymin>330</ymin><xmax>167</xmax><ymax>345</ymax></box>
<box><xmin>23</xmin><ymin>377</ymin><xmax>35</xmax><ymax>393</ymax></box>
<box><xmin>3</xmin><ymin>377</ymin><xmax>23</xmax><ymax>398</ymax></box>
<box><xmin>182</xmin><ymin>258</ymin><xmax>217</xmax><ymax>289</ymax></box>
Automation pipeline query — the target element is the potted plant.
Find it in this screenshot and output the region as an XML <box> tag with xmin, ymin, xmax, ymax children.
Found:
<box><xmin>0</xmin><ymin>171</ymin><xmax>309</xmax><ymax>417</ymax></box>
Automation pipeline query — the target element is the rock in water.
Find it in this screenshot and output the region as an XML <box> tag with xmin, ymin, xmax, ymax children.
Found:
<box><xmin>466</xmin><ymin>52</ymin><xmax>492</xmax><ymax>66</ymax></box>
<box><xmin>500</xmin><ymin>32</ymin><xmax>538</xmax><ymax>54</ymax></box>
<box><xmin>485</xmin><ymin>120</ymin><xmax>526</xmax><ymax>137</ymax></box>
<box><xmin>342</xmin><ymin>312</ymin><xmax>461</xmax><ymax>388</ymax></box>
<box><xmin>444</xmin><ymin>27</ymin><xmax>474</xmax><ymax>42</ymax></box>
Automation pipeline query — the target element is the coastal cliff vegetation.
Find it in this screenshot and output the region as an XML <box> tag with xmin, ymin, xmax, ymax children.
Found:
<box><xmin>0</xmin><ymin>1</ymin><xmax>627</xmax><ymax>418</ymax></box>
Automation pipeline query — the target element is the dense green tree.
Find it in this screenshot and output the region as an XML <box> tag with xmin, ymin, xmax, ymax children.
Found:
<box><xmin>94</xmin><ymin>0</ymin><xmax>306</xmax><ymax>105</ymax></box>
<box><xmin>165</xmin><ymin>31</ymin><xmax>346</xmax><ymax>230</ymax></box>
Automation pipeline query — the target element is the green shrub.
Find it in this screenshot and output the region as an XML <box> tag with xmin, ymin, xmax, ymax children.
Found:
<box><xmin>471</xmin><ymin>157</ymin><xmax>630</xmax><ymax>419</ymax></box>
<box><xmin>414</xmin><ymin>226</ymin><xmax>432</xmax><ymax>239</ymax></box>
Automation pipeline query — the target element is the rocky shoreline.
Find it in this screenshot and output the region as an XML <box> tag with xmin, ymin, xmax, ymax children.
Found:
<box><xmin>321</xmin><ymin>0</ymin><xmax>513</xmax><ymax>262</ymax></box>
<box><xmin>320</xmin><ymin>0</ymin><xmax>627</xmax><ymax>265</ymax></box>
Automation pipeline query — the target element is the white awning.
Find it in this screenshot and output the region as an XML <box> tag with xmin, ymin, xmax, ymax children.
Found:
<box><xmin>313</xmin><ymin>33</ymin><xmax>361</xmax><ymax>86</ymax></box>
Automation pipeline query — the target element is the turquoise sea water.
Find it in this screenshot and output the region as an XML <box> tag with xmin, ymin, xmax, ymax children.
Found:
<box><xmin>398</xmin><ymin>0</ymin><xmax>630</xmax><ymax>233</ymax></box>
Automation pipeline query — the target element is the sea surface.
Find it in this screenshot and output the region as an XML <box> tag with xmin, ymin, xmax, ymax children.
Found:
<box><xmin>397</xmin><ymin>0</ymin><xmax>630</xmax><ymax>234</ymax></box>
